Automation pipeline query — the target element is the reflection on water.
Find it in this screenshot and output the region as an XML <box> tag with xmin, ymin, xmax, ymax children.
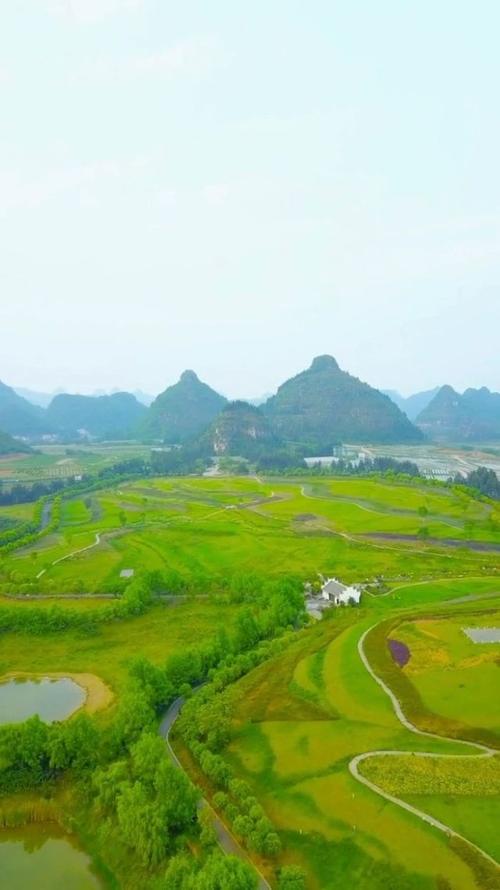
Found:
<box><xmin>0</xmin><ymin>823</ymin><xmax>102</xmax><ymax>889</ymax></box>
<box><xmin>0</xmin><ymin>676</ymin><xmax>85</xmax><ymax>724</ymax></box>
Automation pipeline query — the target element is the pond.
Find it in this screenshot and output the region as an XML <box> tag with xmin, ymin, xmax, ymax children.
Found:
<box><xmin>463</xmin><ymin>627</ymin><xmax>500</xmax><ymax>644</ymax></box>
<box><xmin>0</xmin><ymin>676</ymin><xmax>86</xmax><ymax>724</ymax></box>
<box><xmin>0</xmin><ymin>823</ymin><xmax>102</xmax><ymax>889</ymax></box>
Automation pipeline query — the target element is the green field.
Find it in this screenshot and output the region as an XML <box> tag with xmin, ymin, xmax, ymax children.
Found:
<box><xmin>0</xmin><ymin>597</ymin><xmax>239</xmax><ymax>697</ymax></box>
<box><xmin>392</xmin><ymin>610</ymin><xmax>500</xmax><ymax>734</ymax></box>
<box><xmin>1</xmin><ymin>475</ymin><xmax>499</xmax><ymax>596</ymax></box>
<box><xmin>0</xmin><ymin>443</ymin><xmax>151</xmax><ymax>484</ymax></box>
<box><xmin>1</xmin><ymin>473</ymin><xmax>499</xmax><ymax>888</ymax></box>
<box><xmin>224</xmin><ymin>594</ymin><xmax>500</xmax><ymax>889</ymax></box>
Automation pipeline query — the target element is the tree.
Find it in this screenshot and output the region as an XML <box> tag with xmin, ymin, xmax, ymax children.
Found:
<box><xmin>235</xmin><ymin>608</ymin><xmax>260</xmax><ymax>651</ymax></box>
<box><xmin>161</xmin><ymin>853</ymin><xmax>194</xmax><ymax>889</ymax></box>
<box><xmin>278</xmin><ymin>865</ymin><xmax>307</xmax><ymax>890</ymax></box>
<box><xmin>462</xmin><ymin>466</ymin><xmax>500</xmax><ymax>500</ymax></box>
<box><xmin>116</xmin><ymin>781</ymin><xmax>168</xmax><ymax>866</ymax></box>
<box><xmin>193</xmin><ymin>853</ymin><xmax>257</xmax><ymax>889</ymax></box>
<box><xmin>128</xmin><ymin>656</ymin><xmax>174</xmax><ymax>710</ymax></box>
<box><xmin>198</xmin><ymin>807</ymin><xmax>217</xmax><ymax>848</ymax></box>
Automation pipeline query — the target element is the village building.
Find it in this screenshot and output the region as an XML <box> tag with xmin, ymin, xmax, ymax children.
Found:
<box><xmin>321</xmin><ymin>577</ymin><xmax>361</xmax><ymax>606</ymax></box>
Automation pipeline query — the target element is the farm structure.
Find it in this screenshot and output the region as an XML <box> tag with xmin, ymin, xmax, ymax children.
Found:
<box><xmin>321</xmin><ymin>576</ymin><xmax>362</xmax><ymax>605</ymax></box>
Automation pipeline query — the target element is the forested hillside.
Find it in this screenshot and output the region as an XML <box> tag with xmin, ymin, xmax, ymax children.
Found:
<box><xmin>263</xmin><ymin>355</ymin><xmax>423</xmax><ymax>449</ymax></box>
<box><xmin>142</xmin><ymin>370</ymin><xmax>227</xmax><ymax>443</ymax></box>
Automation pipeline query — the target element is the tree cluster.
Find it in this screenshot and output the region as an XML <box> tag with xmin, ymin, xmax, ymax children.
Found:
<box><xmin>457</xmin><ymin>466</ymin><xmax>500</xmax><ymax>500</ymax></box>
<box><xmin>0</xmin><ymin>570</ymin><xmax>306</xmax><ymax>884</ymax></box>
<box><xmin>0</xmin><ymin>496</ymin><xmax>61</xmax><ymax>556</ymax></box>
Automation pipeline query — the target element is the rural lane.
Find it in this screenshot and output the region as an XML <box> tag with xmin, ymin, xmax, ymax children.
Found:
<box><xmin>36</xmin><ymin>531</ymin><xmax>102</xmax><ymax>579</ymax></box>
<box><xmin>349</xmin><ymin>625</ymin><xmax>499</xmax><ymax>869</ymax></box>
<box><xmin>159</xmin><ymin>696</ymin><xmax>272</xmax><ymax>890</ymax></box>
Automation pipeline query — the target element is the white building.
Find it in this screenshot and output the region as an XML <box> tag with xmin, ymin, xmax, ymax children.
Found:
<box><xmin>321</xmin><ymin>577</ymin><xmax>361</xmax><ymax>606</ymax></box>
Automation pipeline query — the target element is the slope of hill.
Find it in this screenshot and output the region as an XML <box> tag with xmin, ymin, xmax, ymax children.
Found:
<box><xmin>263</xmin><ymin>355</ymin><xmax>423</xmax><ymax>449</ymax></box>
<box><xmin>0</xmin><ymin>381</ymin><xmax>49</xmax><ymax>437</ymax></box>
<box><xmin>46</xmin><ymin>392</ymin><xmax>147</xmax><ymax>439</ymax></box>
<box><xmin>143</xmin><ymin>370</ymin><xmax>227</xmax><ymax>443</ymax></box>
<box><xmin>193</xmin><ymin>401</ymin><xmax>283</xmax><ymax>459</ymax></box>
<box><xmin>382</xmin><ymin>387</ymin><xmax>440</xmax><ymax>421</ymax></box>
<box><xmin>0</xmin><ymin>430</ymin><xmax>33</xmax><ymax>454</ymax></box>
<box><xmin>417</xmin><ymin>385</ymin><xmax>500</xmax><ymax>442</ymax></box>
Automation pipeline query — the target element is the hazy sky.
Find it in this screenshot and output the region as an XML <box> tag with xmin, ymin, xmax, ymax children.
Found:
<box><xmin>1</xmin><ymin>1</ymin><xmax>499</xmax><ymax>399</ymax></box>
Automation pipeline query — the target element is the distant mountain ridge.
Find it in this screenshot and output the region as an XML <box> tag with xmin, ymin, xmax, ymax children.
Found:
<box><xmin>0</xmin><ymin>381</ymin><xmax>49</xmax><ymax>436</ymax></box>
<box><xmin>46</xmin><ymin>392</ymin><xmax>147</xmax><ymax>439</ymax></box>
<box><xmin>263</xmin><ymin>355</ymin><xmax>423</xmax><ymax>448</ymax></box>
<box><xmin>16</xmin><ymin>386</ymin><xmax>154</xmax><ymax>408</ymax></box>
<box><xmin>4</xmin><ymin>361</ymin><xmax>499</xmax><ymax>447</ymax></box>
<box><xmin>416</xmin><ymin>385</ymin><xmax>500</xmax><ymax>442</ymax></box>
<box><xmin>382</xmin><ymin>387</ymin><xmax>440</xmax><ymax>421</ymax></box>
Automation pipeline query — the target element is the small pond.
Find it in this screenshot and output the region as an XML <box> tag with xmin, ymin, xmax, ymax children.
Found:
<box><xmin>0</xmin><ymin>823</ymin><xmax>102</xmax><ymax>889</ymax></box>
<box><xmin>463</xmin><ymin>627</ymin><xmax>500</xmax><ymax>644</ymax></box>
<box><xmin>388</xmin><ymin>638</ymin><xmax>411</xmax><ymax>667</ymax></box>
<box><xmin>0</xmin><ymin>676</ymin><xmax>86</xmax><ymax>724</ymax></box>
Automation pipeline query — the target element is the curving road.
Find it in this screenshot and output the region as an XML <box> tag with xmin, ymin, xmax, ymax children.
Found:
<box><xmin>36</xmin><ymin>532</ymin><xmax>102</xmax><ymax>579</ymax></box>
<box><xmin>159</xmin><ymin>696</ymin><xmax>272</xmax><ymax>890</ymax></box>
<box><xmin>349</xmin><ymin>625</ymin><xmax>499</xmax><ymax>869</ymax></box>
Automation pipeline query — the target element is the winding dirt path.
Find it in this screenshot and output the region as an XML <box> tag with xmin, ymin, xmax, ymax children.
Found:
<box><xmin>349</xmin><ymin>625</ymin><xmax>499</xmax><ymax>869</ymax></box>
<box><xmin>36</xmin><ymin>532</ymin><xmax>102</xmax><ymax>579</ymax></box>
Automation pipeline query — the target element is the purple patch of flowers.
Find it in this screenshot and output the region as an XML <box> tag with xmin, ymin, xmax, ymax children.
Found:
<box><xmin>388</xmin><ymin>638</ymin><xmax>411</xmax><ymax>667</ymax></box>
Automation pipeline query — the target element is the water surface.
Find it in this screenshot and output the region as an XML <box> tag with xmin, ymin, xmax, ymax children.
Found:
<box><xmin>463</xmin><ymin>627</ymin><xmax>500</xmax><ymax>644</ymax></box>
<box><xmin>0</xmin><ymin>676</ymin><xmax>85</xmax><ymax>724</ymax></box>
<box><xmin>0</xmin><ymin>823</ymin><xmax>102</xmax><ymax>889</ymax></box>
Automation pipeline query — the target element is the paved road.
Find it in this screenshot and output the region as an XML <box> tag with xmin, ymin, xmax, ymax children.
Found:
<box><xmin>159</xmin><ymin>696</ymin><xmax>272</xmax><ymax>890</ymax></box>
<box><xmin>39</xmin><ymin>500</ymin><xmax>53</xmax><ymax>531</ymax></box>
<box><xmin>350</xmin><ymin>625</ymin><xmax>499</xmax><ymax>869</ymax></box>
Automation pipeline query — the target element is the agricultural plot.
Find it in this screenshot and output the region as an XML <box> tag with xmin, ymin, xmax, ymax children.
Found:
<box><xmin>225</xmin><ymin>598</ymin><xmax>500</xmax><ymax>889</ymax></box>
<box><xmin>390</xmin><ymin>610</ymin><xmax>500</xmax><ymax>736</ymax></box>
<box><xmin>0</xmin><ymin>443</ymin><xmax>151</xmax><ymax>484</ymax></box>
<box><xmin>1</xmin><ymin>475</ymin><xmax>499</xmax><ymax>595</ymax></box>
<box><xmin>1</xmin><ymin>473</ymin><xmax>499</xmax><ymax>888</ymax></box>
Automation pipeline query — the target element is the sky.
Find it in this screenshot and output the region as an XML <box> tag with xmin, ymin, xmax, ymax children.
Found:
<box><xmin>1</xmin><ymin>0</ymin><xmax>499</xmax><ymax>399</ymax></box>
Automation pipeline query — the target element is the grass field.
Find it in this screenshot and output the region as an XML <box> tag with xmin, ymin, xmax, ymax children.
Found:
<box><xmin>389</xmin><ymin>610</ymin><xmax>500</xmax><ymax>735</ymax></box>
<box><xmin>0</xmin><ymin>597</ymin><xmax>239</xmax><ymax>700</ymax></box>
<box><xmin>1</xmin><ymin>475</ymin><xmax>499</xmax><ymax>595</ymax></box>
<box><xmin>224</xmin><ymin>596</ymin><xmax>500</xmax><ymax>889</ymax></box>
<box><xmin>1</xmin><ymin>473</ymin><xmax>500</xmax><ymax>888</ymax></box>
<box><xmin>0</xmin><ymin>443</ymin><xmax>151</xmax><ymax>484</ymax></box>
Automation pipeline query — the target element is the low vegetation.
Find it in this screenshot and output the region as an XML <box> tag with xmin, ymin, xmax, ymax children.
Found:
<box><xmin>0</xmin><ymin>471</ymin><xmax>498</xmax><ymax>888</ymax></box>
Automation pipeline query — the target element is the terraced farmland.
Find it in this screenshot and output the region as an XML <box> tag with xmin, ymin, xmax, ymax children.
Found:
<box><xmin>1</xmin><ymin>473</ymin><xmax>499</xmax><ymax>888</ymax></box>
<box><xmin>1</xmin><ymin>475</ymin><xmax>499</xmax><ymax>596</ymax></box>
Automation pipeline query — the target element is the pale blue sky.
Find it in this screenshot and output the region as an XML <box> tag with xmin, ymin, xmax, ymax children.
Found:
<box><xmin>1</xmin><ymin>1</ymin><xmax>499</xmax><ymax>398</ymax></box>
